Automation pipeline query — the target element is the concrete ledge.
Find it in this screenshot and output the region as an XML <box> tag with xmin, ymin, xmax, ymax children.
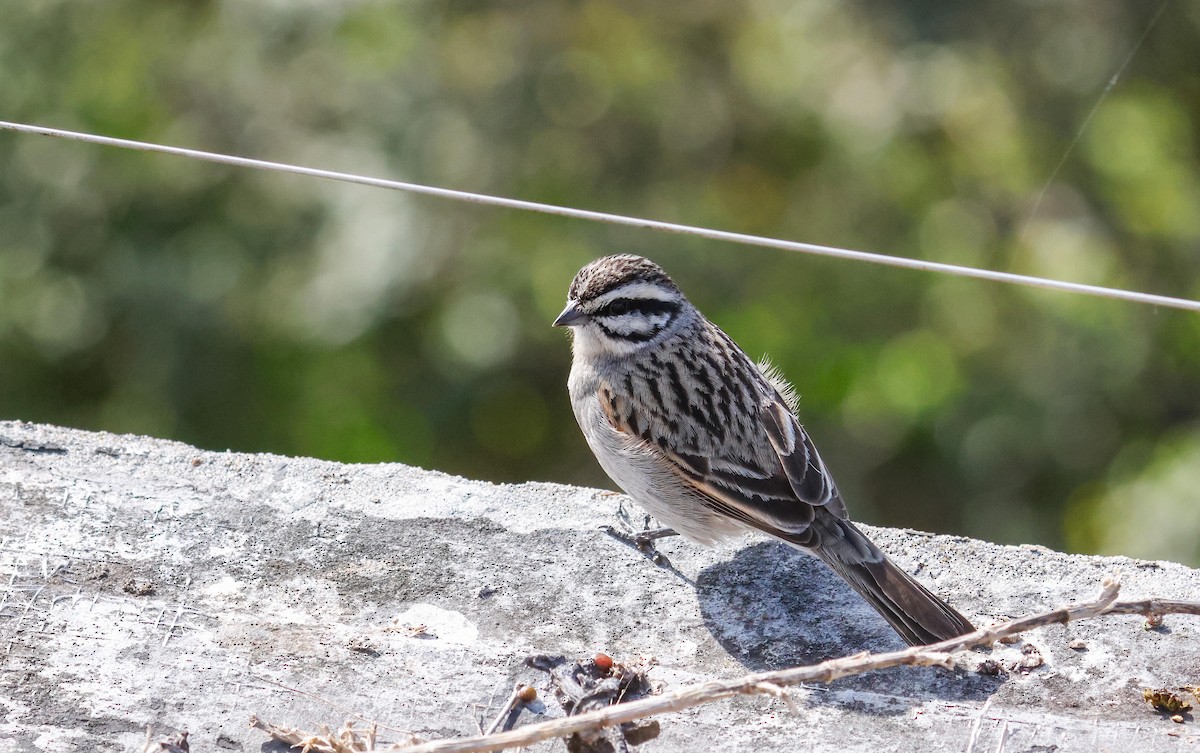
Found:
<box><xmin>0</xmin><ymin>420</ymin><xmax>1197</xmax><ymax>752</ymax></box>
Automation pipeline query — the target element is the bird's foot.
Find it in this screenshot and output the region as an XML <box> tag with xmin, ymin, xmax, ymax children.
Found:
<box><xmin>603</xmin><ymin>502</ymin><xmax>678</xmax><ymax>567</ymax></box>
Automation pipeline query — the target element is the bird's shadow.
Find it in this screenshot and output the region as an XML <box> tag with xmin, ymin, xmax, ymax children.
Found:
<box><xmin>695</xmin><ymin>541</ymin><xmax>1001</xmax><ymax>713</ymax></box>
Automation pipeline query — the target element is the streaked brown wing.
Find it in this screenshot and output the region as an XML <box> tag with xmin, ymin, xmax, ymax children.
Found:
<box><xmin>759</xmin><ymin>396</ymin><xmax>849</xmax><ymax>520</ymax></box>
<box><xmin>596</xmin><ymin>383</ymin><xmax>847</xmax><ymax>538</ymax></box>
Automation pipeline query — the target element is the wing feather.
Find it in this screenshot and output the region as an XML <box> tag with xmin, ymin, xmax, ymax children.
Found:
<box><xmin>760</xmin><ymin>397</ymin><xmax>849</xmax><ymax>519</ymax></box>
<box><xmin>596</xmin><ymin>381</ymin><xmax>848</xmax><ymax>540</ymax></box>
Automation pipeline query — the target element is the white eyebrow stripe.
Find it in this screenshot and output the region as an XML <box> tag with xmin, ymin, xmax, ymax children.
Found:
<box><xmin>593</xmin><ymin>281</ymin><xmax>680</xmax><ymax>308</ymax></box>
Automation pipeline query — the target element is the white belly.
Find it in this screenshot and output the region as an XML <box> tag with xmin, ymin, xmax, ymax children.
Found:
<box><xmin>569</xmin><ymin>380</ymin><xmax>743</xmax><ymax>546</ymax></box>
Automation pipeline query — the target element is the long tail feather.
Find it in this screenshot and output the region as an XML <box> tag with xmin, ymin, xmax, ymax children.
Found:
<box><xmin>804</xmin><ymin>519</ymin><xmax>974</xmax><ymax>646</ymax></box>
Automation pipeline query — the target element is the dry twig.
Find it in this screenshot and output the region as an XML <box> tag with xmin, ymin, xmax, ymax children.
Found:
<box><xmin>483</xmin><ymin>684</ymin><xmax>530</xmax><ymax>736</ymax></box>
<box><xmin>253</xmin><ymin>576</ymin><xmax>1200</xmax><ymax>753</ymax></box>
<box><xmin>398</xmin><ymin>576</ymin><xmax>1199</xmax><ymax>753</ymax></box>
<box><xmin>251</xmin><ymin>716</ymin><xmax>398</xmax><ymax>752</ymax></box>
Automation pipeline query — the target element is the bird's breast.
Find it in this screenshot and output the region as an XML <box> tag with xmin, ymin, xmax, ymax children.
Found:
<box><xmin>567</xmin><ymin>372</ymin><xmax>743</xmax><ymax>545</ymax></box>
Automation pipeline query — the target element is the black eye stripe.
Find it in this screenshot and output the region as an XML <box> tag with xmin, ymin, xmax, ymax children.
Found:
<box><xmin>596</xmin><ymin>298</ymin><xmax>678</xmax><ymax>318</ymax></box>
<box><xmin>592</xmin><ymin>297</ymin><xmax>680</xmax><ymax>343</ymax></box>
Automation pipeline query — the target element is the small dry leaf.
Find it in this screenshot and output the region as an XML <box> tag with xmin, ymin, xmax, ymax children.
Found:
<box><xmin>1011</xmin><ymin>643</ymin><xmax>1043</xmax><ymax>671</ymax></box>
<box><xmin>158</xmin><ymin>731</ymin><xmax>189</xmax><ymax>753</ymax></box>
<box><xmin>1143</xmin><ymin>688</ymin><xmax>1192</xmax><ymax>714</ymax></box>
<box><xmin>123</xmin><ymin>579</ymin><xmax>156</xmax><ymax>596</ymax></box>
<box><xmin>1016</xmin><ymin>655</ymin><xmax>1043</xmax><ymax>671</ymax></box>
<box><xmin>976</xmin><ymin>659</ymin><xmax>1004</xmax><ymax>676</ymax></box>
<box><xmin>385</xmin><ymin>622</ymin><xmax>435</xmax><ymax>639</ymax></box>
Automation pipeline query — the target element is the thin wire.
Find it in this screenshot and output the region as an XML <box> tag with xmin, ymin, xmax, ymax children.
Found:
<box><xmin>1019</xmin><ymin>0</ymin><xmax>1172</xmax><ymax>241</ymax></box>
<box><xmin>1</xmin><ymin>119</ymin><xmax>1198</xmax><ymax>313</ymax></box>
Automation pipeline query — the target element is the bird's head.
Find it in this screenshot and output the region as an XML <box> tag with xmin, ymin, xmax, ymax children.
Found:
<box><xmin>553</xmin><ymin>254</ymin><xmax>690</xmax><ymax>358</ymax></box>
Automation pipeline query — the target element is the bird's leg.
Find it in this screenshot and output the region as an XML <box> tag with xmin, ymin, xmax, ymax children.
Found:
<box><xmin>632</xmin><ymin>525</ymin><xmax>679</xmax><ymax>548</ymax></box>
<box><xmin>615</xmin><ymin>502</ymin><xmax>678</xmax><ymax>546</ymax></box>
<box><xmin>603</xmin><ymin>501</ymin><xmax>678</xmax><ymax>566</ymax></box>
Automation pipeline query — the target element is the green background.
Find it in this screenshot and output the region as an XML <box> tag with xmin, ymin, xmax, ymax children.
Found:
<box><xmin>1</xmin><ymin>0</ymin><xmax>1198</xmax><ymax>565</ymax></box>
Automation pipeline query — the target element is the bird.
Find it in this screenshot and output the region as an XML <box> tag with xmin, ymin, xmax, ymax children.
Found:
<box><xmin>552</xmin><ymin>253</ymin><xmax>974</xmax><ymax>646</ymax></box>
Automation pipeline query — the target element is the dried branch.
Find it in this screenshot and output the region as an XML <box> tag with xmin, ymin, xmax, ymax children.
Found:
<box><xmin>250</xmin><ymin>715</ymin><xmax>399</xmax><ymax>752</ymax></box>
<box><xmin>483</xmin><ymin>684</ymin><xmax>531</xmax><ymax>736</ymax></box>
<box><xmin>1100</xmin><ymin>598</ymin><xmax>1200</xmax><ymax>620</ymax></box>
<box><xmin>391</xmin><ymin>576</ymin><xmax>1171</xmax><ymax>753</ymax></box>
<box><xmin>252</xmin><ymin>575</ymin><xmax>1200</xmax><ymax>753</ymax></box>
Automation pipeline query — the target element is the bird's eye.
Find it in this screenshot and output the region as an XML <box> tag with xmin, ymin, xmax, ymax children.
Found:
<box><xmin>603</xmin><ymin>299</ymin><xmax>634</xmax><ymax>316</ymax></box>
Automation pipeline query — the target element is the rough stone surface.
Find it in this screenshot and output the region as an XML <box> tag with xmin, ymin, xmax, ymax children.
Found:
<box><xmin>0</xmin><ymin>420</ymin><xmax>1198</xmax><ymax>752</ymax></box>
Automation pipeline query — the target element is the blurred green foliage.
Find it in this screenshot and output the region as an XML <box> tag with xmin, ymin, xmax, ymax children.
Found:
<box><xmin>1</xmin><ymin>0</ymin><xmax>1197</xmax><ymax>565</ymax></box>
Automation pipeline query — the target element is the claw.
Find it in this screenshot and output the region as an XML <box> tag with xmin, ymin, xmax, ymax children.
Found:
<box><xmin>602</xmin><ymin>505</ymin><xmax>679</xmax><ymax>567</ymax></box>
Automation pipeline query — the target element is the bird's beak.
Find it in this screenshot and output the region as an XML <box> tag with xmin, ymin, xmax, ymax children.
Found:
<box><xmin>552</xmin><ymin>301</ymin><xmax>590</xmax><ymax>327</ymax></box>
